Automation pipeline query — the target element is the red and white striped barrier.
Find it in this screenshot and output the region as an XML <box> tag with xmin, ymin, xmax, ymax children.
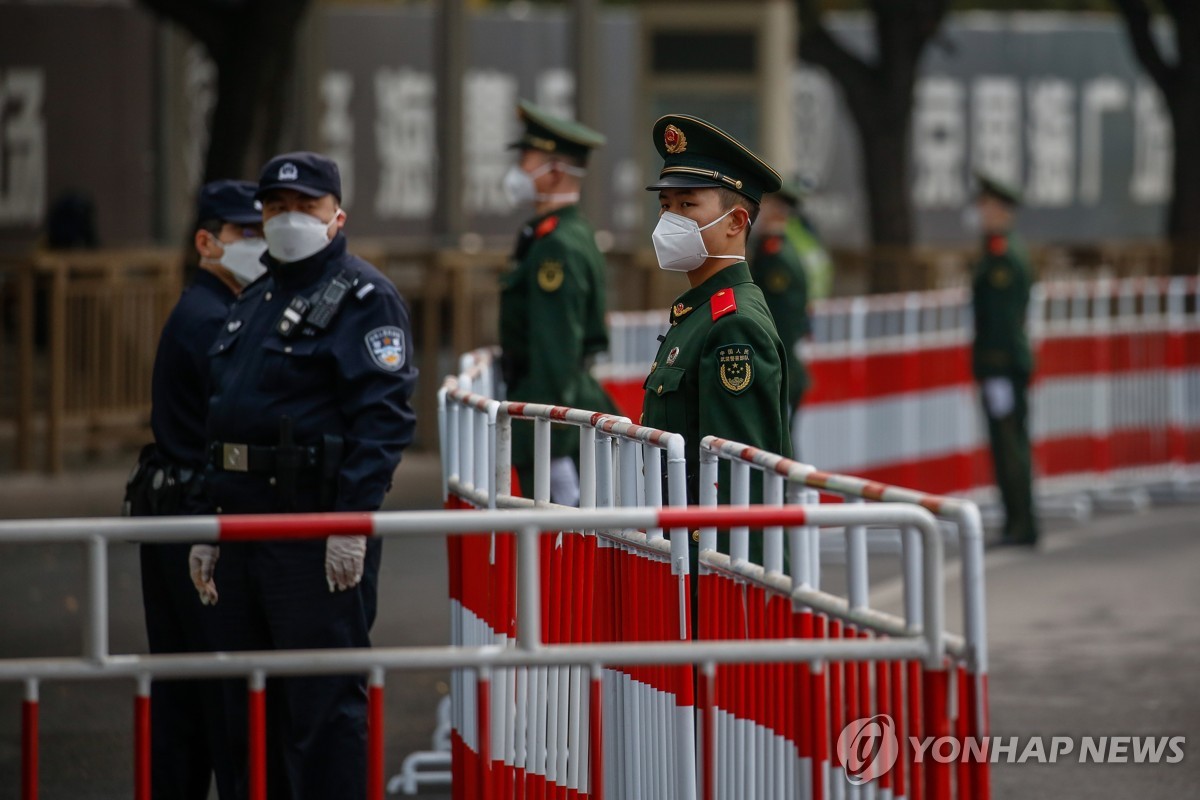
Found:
<box><xmin>696</xmin><ymin>436</ymin><xmax>989</xmax><ymax>800</ymax></box>
<box><xmin>596</xmin><ymin>277</ymin><xmax>1200</xmax><ymax>497</ymax></box>
<box><xmin>0</xmin><ymin>503</ymin><xmax>947</xmax><ymax>800</ymax></box>
<box><xmin>437</xmin><ymin>349</ymin><xmax>985</xmax><ymax>800</ymax></box>
<box><xmin>441</xmin><ymin>363</ymin><xmax>700</xmax><ymax>800</ymax></box>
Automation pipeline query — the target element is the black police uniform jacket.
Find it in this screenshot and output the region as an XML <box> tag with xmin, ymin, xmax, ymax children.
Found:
<box><xmin>203</xmin><ymin>234</ymin><xmax>417</xmax><ymax>514</ymax></box>
<box><xmin>152</xmin><ymin>269</ymin><xmax>237</xmax><ymax>469</ymax></box>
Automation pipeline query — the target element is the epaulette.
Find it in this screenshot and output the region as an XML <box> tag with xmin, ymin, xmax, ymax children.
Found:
<box><xmin>710</xmin><ymin>288</ymin><xmax>738</xmax><ymax>322</ymax></box>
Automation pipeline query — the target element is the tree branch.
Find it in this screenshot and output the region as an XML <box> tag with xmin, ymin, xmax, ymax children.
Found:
<box><xmin>1162</xmin><ymin>0</ymin><xmax>1200</xmax><ymax>81</ymax></box>
<box><xmin>138</xmin><ymin>0</ymin><xmax>227</xmax><ymax>54</ymax></box>
<box><xmin>795</xmin><ymin>0</ymin><xmax>878</xmax><ymax>97</ymax></box>
<box><xmin>910</xmin><ymin>0</ymin><xmax>951</xmax><ymax>51</ymax></box>
<box><xmin>1112</xmin><ymin>0</ymin><xmax>1175</xmax><ymax>93</ymax></box>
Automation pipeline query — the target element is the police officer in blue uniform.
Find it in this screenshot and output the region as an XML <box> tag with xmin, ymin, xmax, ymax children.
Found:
<box><xmin>125</xmin><ymin>179</ymin><xmax>264</xmax><ymax>800</ymax></box>
<box><xmin>187</xmin><ymin>153</ymin><xmax>417</xmax><ymax>798</ymax></box>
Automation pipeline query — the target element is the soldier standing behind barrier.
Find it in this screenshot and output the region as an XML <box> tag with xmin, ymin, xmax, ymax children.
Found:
<box><xmin>641</xmin><ymin>114</ymin><xmax>792</xmax><ymax>515</ymax></box>
<box><xmin>499</xmin><ymin>100</ymin><xmax>616</xmax><ymax>503</ymax></box>
<box><xmin>970</xmin><ymin>171</ymin><xmax>1039</xmax><ymax>546</ymax></box>
<box><xmin>187</xmin><ymin>153</ymin><xmax>417</xmax><ymax>797</ymax></box>
<box><xmin>751</xmin><ymin>181</ymin><xmax>812</xmax><ymax>458</ymax></box>
<box><xmin>124</xmin><ymin>180</ymin><xmax>264</xmax><ymax>799</ymax></box>
<box><xmin>783</xmin><ymin>179</ymin><xmax>835</xmax><ymax>302</ymax></box>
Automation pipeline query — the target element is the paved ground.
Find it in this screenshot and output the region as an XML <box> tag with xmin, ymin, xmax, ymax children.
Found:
<box><xmin>1</xmin><ymin>454</ymin><xmax>1197</xmax><ymax>798</ymax></box>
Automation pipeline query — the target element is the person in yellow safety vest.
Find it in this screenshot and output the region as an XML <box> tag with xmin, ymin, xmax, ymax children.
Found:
<box><xmin>783</xmin><ymin>177</ymin><xmax>834</xmax><ymax>301</ymax></box>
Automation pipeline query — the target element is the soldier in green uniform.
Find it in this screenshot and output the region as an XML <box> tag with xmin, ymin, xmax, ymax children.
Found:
<box><xmin>783</xmin><ymin>179</ymin><xmax>834</xmax><ymax>302</ymax></box>
<box><xmin>751</xmin><ymin>181</ymin><xmax>812</xmax><ymax>458</ymax></box>
<box><xmin>499</xmin><ymin>100</ymin><xmax>616</xmax><ymax>502</ymax></box>
<box><xmin>971</xmin><ymin>171</ymin><xmax>1039</xmax><ymax>546</ymax></box>
<box><xmin>641</xmin><ymin>114</ymin><xmax>792</xmax><ymax>516</ymax></box>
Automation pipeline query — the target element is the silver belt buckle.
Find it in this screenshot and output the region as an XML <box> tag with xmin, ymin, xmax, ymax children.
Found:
<box><xmin>222</xmin><ymin>443</ymin><xmax>249</xmax><ymax>472</ymax></box>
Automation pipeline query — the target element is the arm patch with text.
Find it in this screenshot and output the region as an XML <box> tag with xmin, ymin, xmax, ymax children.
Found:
<box><xmin>716</xmin><ymin>343</ymin><xmax>754</xmax><ymax>394</ymax></box>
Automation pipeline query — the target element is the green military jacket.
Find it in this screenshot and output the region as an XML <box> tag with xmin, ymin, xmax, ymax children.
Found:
<box><xmin>642</xmin><ymin>262</ymin><xmax>792</xmax><ymax>504</ymax></box>
<box><xmin>750</xmin><ymin>231</ymin><xmax>812</xmax><ymax>410</ymax></box>
<box><xmin>971</xmin><ymin>231</ymin><xmax>1034</xmax><ymax>380</ymax></box>
<box><xmin>500</xmin><ymin>204</ymin><xmax>616</xmax><ymax>465</ymax></box>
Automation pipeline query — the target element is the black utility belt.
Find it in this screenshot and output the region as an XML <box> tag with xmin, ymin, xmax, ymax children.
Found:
<box><xmin>209</xmin><ymin>441</ymin><xmax>322</xmax><ymax>474</ymax></box>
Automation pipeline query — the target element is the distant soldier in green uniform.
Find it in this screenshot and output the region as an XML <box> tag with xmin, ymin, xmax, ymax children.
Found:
<box><xmin>641</xmin><ymin>114</ymin><xmax>792</xmax><ymax>515</ymax></box>
<box><xmin>499</xmin><ymin>100</ymin><xmax>616</xmax><ymax>503</ymax></box>
<box><xmin>783</xmin><ymin>178</ymin><xmax>834</xmax><ymax>301</ymax></box>
<box><xmin>751</xmin><ymin>181</ymin><xmax>812</xmax><ymax>457</ymax></box>
<box><xmin>971</xmin><ymin>171</ymin><xmax>1039</xmax><ymax>546</ymax></box>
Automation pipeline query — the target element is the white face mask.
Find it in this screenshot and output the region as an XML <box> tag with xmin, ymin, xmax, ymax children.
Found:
<box><xmin>263</xmin><ymin>210</ymin><xmax>339</xmax><ymax>263</ymax></box>
<box><xmin>214</xmin><ymin>238</ymin><xmax>268</xmax><ymax>286</ymax></box>
<box><xmin>503</xmin><ymin>161</ymin><xmax>585</xmax><ymax>207</ymax></box>
<box><xmin>651</xmin><ymin>208</ymin><xmax>744</xmax><ymax>272</ymax></box>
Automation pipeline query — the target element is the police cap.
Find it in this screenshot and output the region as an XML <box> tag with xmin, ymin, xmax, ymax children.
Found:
<box><xmin>256</xmin><ymin>152</ymin><xmax>342</xmax><ymax>202</ymax></box>
<box><xmin>509</xmin><ymin>99</ymin><xmax>606</xmax><ymax>162</ymax></box>
<box><xmin>645</xmin><ymin>114</ymin><xmax>782</xmax><ymax>204</ymax></box>
<box><xmin>197</xmin><ymin>180</ymin><xmax>261</xmax><ymax>225</ymax></box>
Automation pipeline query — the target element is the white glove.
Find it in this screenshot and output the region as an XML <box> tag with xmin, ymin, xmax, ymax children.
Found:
<box><xmin>982</xmin><ymin>377</ymin><xmax>1015</xmax><ymax>418</ymax></box>
<box><xmin>188</xmin><ymin>545</ymin><xmax>220</xmax><ymax>606</ymax></box>
<box><xmin>549</xmin><ymin>456</ymin><xmax>580</xmax><ymax>507</ymax></box>
<box><xmin>325</xmin><ymin>535</ymin><xmax>367</xmax><ymax>592</ymax></box>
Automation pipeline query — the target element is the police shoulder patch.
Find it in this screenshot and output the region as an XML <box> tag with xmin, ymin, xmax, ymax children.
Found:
<box><xmin>537</xmin><ymin>260</ymin><xmax>564</xmax><ymax>292</ymax></box>
<box><xmin>716</xmin><ymin>343</ymin><xmax>754</xmax><ymax>395</ymax></box>
<box><xmin>365</xmin><ymin>326</ymin><xmax>406</xmax><ymax>372</ymax></box>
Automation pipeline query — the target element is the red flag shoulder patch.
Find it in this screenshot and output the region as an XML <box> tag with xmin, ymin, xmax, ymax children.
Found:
<box><xmin>710</xmin><ymin>289</ymin><xmax>738</xmax><ymax>321</ymax></box>
<box><xmin>535</xmin><ymin>215</ymin><xmax>560</xmax><ymax>239</ymax></box>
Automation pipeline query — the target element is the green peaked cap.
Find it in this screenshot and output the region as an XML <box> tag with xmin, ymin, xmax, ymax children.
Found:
<box><xmin>974</xmin><ymin>169</ymin><xmax>1023</xmax><ymax>207</ymax></box>
<box><xmin>509</xmin><ymin>99</ymin><xmax>606</xmax><ymax>161</ymax></box>
<box><xmin>645</xmin><ymin>114</ymin><xmax>782</xmax><ymax>204</ymax></box>
<box><xmin>772</xmin><ymin>174</ymin><xmax>818</xmax><ymax>207</ymax></box>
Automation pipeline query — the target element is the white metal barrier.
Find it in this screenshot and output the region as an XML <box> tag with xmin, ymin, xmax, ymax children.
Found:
<box><xmin>0</xmin><ymin>504</ymin><xmax>945</xmax><ymax>800</ymax></box>
<box><xmin>431</xmin><ymin>347</ymin><xmax>986</xmax><ymax>800</ymax></box>
<box><xmin>597</xmin><ymin>277</ymin><xmax>1200</xmax><ymax>500</ymax></box>
<box><xmin>697</xmin><ymin>436</ymin><xmax>989</xmax><ymax>800</ymax></box>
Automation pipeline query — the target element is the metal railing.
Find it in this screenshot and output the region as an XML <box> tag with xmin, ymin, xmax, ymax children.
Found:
<box><xmin>0</xmin><ymin>502</ymin><xmax>945</xmax><ymax>800</ymax></box>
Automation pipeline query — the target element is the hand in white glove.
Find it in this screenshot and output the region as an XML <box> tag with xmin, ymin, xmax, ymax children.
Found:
<box><xmin>325</xmin><ymin>535</ymin><xmax>367</xmax><ymax>592</ymax></box>
<box><xmin>549</xmin><ymin>456</ymin><xmax>580</xmax><ymax>507</ymax></box>
<box><xmin>188</xmin><ymin>545</ymin><xmax>220</xmax><ymax>606</ymax></box>
<box><xmin>982</xmin><ymin>377</ymin><xmax>1015</xmax><ymax>419</ymax></box>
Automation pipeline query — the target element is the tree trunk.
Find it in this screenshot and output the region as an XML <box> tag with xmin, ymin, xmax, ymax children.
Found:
<box><xmin>796</xmin><ymin>0</ymin><xmax>946</xmax><ymax>292</ymax></box>
<box><xmin>858</xmin><ymin>104</ymin><xmax>916</xmax><ymax>292</ymax></box>
<box><xmin>1166</xmin><ymin>84</ymin><xmax>1200</xmax><ymax>274</ymax></box>
<box><xmin>204</xmin><ymin>1</ymin><xmax>310</xmax><ymax>184</ymax></box>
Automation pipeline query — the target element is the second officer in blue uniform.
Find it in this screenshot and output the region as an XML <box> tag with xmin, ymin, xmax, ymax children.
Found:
<box><xmin>188</xmin><ymin>152</ymin><xmax>417</xmax><ymax>798</ymax></box>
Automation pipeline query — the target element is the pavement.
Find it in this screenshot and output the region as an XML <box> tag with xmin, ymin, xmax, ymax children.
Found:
<box><xmin>1</xmin><ymin>452</ymin><xmax>1198</xmax><ymax>798</ymax></box>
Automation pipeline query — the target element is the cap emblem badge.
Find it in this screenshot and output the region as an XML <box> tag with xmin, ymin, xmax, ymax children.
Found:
<box><xmin>664</xmin><ymin>124</ymin><xmax>687</xmax><ymax>154</ymax></box>
<box><xmin>278</xmin><ymin>162</ymin><xmax>299</xmax><ymax>181</ymax></box>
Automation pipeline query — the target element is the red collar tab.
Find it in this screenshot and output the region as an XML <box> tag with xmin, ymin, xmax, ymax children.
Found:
<box><xmin>710</xmin><ymin>288</ymin><xmax>738</xmax><ymax>321</ymax></box>
<box><xmin>763</xmin><ymin>235</ymin><xmax>783</xmax><ymax>255</ymax></box>
<box><xmin>987</xmin><ymin>234</ymin><xmax>1008</xmax><ymax>256</ymax></box>
<box><xmin>535</xmin><ymin>215</ymin><xmax>560</xmax><ymax>239</ymax></box>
